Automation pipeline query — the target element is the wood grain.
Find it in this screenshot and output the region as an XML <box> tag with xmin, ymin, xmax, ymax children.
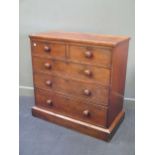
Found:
<box><xmin>31</xmin><ymin>40</ymin><xmax>66</xmax><ymax>59</ymax></box>
<box><xmin>69</xmin><ymin>45</ymin><xmax>112</xmax><ymax>67</ymax></box>
<box><xmin>35</xmin><ymin>88</ymin><xmax>108</xmax><ymax>127</ymax></box>
<box><xmin>29</xmin><ymin>31</ymin><xmax>130</xmax><ymax>141</ymax></box>
<box><xmin>107</xmin><ymin>41</ymin><xmax>129</xmax><ymax>126</ymax></box>
<box><xmin>33</xmin><ymin>56</ymin><xmax>110</xmax><ymax>85</ymax></box>
<box><xmin>34</xmin><ymin>73</ymin><xmax>109</xmax><ymax>105</ymax></box>
<box><xmin>32</xmin><ymin>106</ymin><xmax>125</xmax><ymax>141</ymax></box>
<box><xmin>29</xmin><ymin>31</ymin><xmax>130</xmax><ymax>47</ymax></box>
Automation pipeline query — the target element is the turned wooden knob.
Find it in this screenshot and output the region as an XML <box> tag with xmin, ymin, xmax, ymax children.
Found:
<box><xmin>44</xmin><ymin>63</ymin><xmax>51</xmax><ymax>69</ymax></box>
<box><xmin>84</xmin><ymin>69</ymin><xmax>92</xmax><ymax>76</ymax></box>
<box><xmin>83</xmin><ymin>110</ymin><xmax>90</xmax><ymax>117</ymax></box>
<box><xmin>33</xmin><ymin>42</ymin><xmax>37</xmax><ymax>47</ymax></box>
<box><xmin>45</xmin><ymin>80</ymin><xmax>52</xmax><ymax>86</ymax></box>
<box><xmin>83</xmin><ymin>89</ymin><xmax>91</xmax><ymax>96</ymax></box>
<box><xmin>46</xmin><ymin>99</ymin><xmax>53</xmax><ymax>106</ymax></box>
<box><xmin>85</xmin><ymin>51</ymin><xmax>93</xmax><ymax>58</ymax></box>
<box><xmin>44</xmin><ymin>46</ymin><xmax>51</xmax><ymax>52</ymax></box>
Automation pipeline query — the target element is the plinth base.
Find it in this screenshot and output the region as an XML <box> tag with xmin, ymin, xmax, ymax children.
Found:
<box><xmin>32</xmin><ymin>106</ymin><xmax>125</xmax><ymax>141</ymax></box>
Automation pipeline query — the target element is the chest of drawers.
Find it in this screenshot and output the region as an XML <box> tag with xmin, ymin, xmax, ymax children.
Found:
<box><xmin>30</xmin><ymin>32</ymin><xmax>130</xmax><ymax>141</ymax></box>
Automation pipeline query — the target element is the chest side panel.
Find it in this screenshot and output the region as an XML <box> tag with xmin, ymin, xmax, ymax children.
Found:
<box><xmin>108</xmin><ymin>41</ymin><xmax>129</xmax><ymax>126</ymax></box>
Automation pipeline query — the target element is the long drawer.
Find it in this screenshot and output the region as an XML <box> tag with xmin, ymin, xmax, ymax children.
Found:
<box><xmin>32</xmin><ymin>57</ymin><xmax>110</xmax><ymax>85</ymax></box>
<box><xmin>35</xmin><ymin>89</ymin><xmax>108</xmax><ymax>127</ymax></box>
<box><xmin>34</xmin><ymin>73</ymin><xmax>109</xmax><ymax>105</ymax></box>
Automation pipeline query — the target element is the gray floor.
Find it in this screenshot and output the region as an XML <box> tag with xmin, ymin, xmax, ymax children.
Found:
<box><xmin>19</xmin><ymin>96</ymin><xmax>135</xmax><ymax>155</ymax></box>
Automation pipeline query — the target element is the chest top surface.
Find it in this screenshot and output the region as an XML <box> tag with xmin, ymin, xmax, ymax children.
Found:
<box><xmin>29</xmin><ymin>31</ymin><xmax>130</xmax><ymax>47</ymax></box>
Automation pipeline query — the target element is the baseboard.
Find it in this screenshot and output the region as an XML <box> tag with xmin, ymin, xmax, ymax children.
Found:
<box><xmin>19</xmin><ymin>85</ymin><xmax>135</xmax><ymax>102</ymax></box>
<box><xmin>124</xmin><ymin>97</ymin><xmax>135</xmax><ymax>102</ymax></box>
<box><xmin>19</xmin><ymin>86</ymin><xmax>34</xmax><ymax>96</ymax></box>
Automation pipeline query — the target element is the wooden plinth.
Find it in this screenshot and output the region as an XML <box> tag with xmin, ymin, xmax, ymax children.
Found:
<box><xmin>32</xmin><ymin>106</ymin><xmax>125</xmax><ymax>141</ymax></box>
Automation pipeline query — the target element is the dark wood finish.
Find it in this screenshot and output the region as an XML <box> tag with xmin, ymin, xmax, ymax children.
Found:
<box><xmin>32</xmin><ymin>106</ymin><xmax>125</xmax><ymax>141</ymax></box>
<box><xmin>31</xmin><ymin>40</ymin><xmax>66</xmax><ymax>59</ymax></box>
<box><xmin>69</xmin><ymin>45</ymin><xmax>112</xmax><ymax>67</ymax></box>
<box><xmin>35</xmin><ymin>88</ymin><xmax>108</xmax><ymax>127</ymax></box>
<box><xmin>83</xmin><ymin>110</ymin><xmax>90</xmax><ymax>117</ymax></box>
<box><xmin>44</xmin><ymin>62</ymin><xmax>52</xmax><ymax>69</ymax></box>
<box><xmin>33</xmin><ymin>57</ymin><xmax>110</xmax><ymax>85</ymax></box>
<box><xmin>30</xmin><ymin>31</ymin><xmax>129</xmax><ymax>47</ymax></box>
<box><xmin>46</xmin><ymin>99</ymin><xmax>53</xmax><ymax>106</ymax></box>
<box><xmin>107</xmin><ymin>41</ymin><xmax>129</xmax><ymax>126</ymax></box>
<box><xmin>29</xmin><ymin>31</ymin><xmax>130</xmax><ymax>141</ymax></box>
<box><xmin>34</xmin><ymin>73</ymin><xmax>109</xmax><ymax>105</ymax></box>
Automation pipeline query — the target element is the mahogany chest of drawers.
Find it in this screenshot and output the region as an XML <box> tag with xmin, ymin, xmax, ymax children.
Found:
<box><xmin>30</xmin><ymin>32</ymin><xmax>130</xmax><ymax>141</ymax></box>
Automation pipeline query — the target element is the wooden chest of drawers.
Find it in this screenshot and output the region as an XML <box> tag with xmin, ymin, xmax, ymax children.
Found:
<box><xmin>30</xmin><ymin>32</ymin><xmax>130</xmax><ymax>141</ymax></box>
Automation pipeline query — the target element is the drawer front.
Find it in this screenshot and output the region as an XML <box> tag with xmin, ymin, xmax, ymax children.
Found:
<box><xmin>69</xmin><ymin>45</ymin><xmax>112</xmax><ymax>67</ymax></box>
<box><xmin>35</xmin><ymin>89</ymin><xmax>108</xmax><ymax>127</ymax></box>
<box><xmin>34</xmin><ymin>73</ymin><xmax>109</xmax><ymax>105</ymax></box>
<box><xmin>31</xmin><ymin>40</ymin><xmax>66</xmax><ymax>58</ymax></box>
<box><xmin>33</xmin><ymin>57</ymin><xmax>110</xmax><ymax>85</ymax></box>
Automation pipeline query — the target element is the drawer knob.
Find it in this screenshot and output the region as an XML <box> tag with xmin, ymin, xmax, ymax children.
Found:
<box><xmin>33</xmin><ymin>42</ymin><xmax>37</xmax><ymax>47</ymax></box>
<box><xmin>44</xmin><ymin>63</ymin><xmax>51</xmax><ymax>69</ymax></box>
<box><xmin>45</xmin><ymin>80</ymin><xmax>52</xmax><ymax>86</ymax></box>
<box><xmin>84</xmin><ymin>69</ymin><xmax>92</xmax><ymax>76</ymax></box>
<box><xmin>85</xmin><ymin>51</ymin><xmax>93</xmax><ymax>58</ymax></box>
<box><xmin>44</xmin><ymin>46</ymin><xmax>51</xmax><ymax>52</ymax></box>
<box><xmin>83</xmin><ymin>110</ymin><xmax>90</xmax><ymax>117</ymax></box>
<box><xmin>83</xmin><ymin>89</ymin><xmax>91</xmax><ymax>96</ymax></box>
<box><xmin>46</xmin><ymin>99</ymin><xmax>53</xmax><ymax>106</ymax></box>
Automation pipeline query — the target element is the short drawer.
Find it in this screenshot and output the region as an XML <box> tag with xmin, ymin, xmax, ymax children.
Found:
<box><xmin>31</xmin><ymin>40</ymin><xmax>66</xmax><ymax>58</ymax></box>
<box><xmin>35</xmin><ymin>89</ymin><xmax>108</xmax><ymax>127</ymax></box>
<box><xmin>69</xmin><ymin>45</ymin><xmax>112</xmax><ymax>67</ymax></box>
<box><xmin>34</xmin><ymin>73</ymin><xmax>109</xmax><ymax>105</ymax></box>
<box><xmin>33</xmin><ymin>57</ymin><xmax>110</xmax><ymax>85</ymax></box>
